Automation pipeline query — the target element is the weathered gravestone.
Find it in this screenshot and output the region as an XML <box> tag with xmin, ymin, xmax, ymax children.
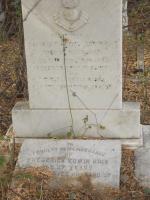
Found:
<box><xmin>135</xmin><ymin>126</ymin><xmax>150</xmax><ymax>188</ymax></box>
<box><xmin>16</xmin><ymin>139</ymin><xmax>121</xmax><ymax>188</ymax></box>
<box><xmin>135</xmin><ymin>147</ymin><xmax>150</xmax><ymax>189</ymax></box>
<box><xmin>10</xmin><ymin>0</ymin><xmax>144</xmax><ymax>190</ymax></box>
<box><xmin>12</xmin><ymin>0</ymin><xmax>141</xmax><ymax>140</ymax></box>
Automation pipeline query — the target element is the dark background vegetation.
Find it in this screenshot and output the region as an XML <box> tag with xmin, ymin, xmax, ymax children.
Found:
<box><xmin>0</xmin><ymin>0</ymin><xmax>150</xmax><ymax>135</ymax></box>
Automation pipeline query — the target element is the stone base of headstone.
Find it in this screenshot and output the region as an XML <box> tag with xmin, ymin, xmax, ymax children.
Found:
<box><xmin>12</xmin><ymin>101</ymin><xmax>141</xmax><ymax>139</ymax></box>
<box><xmin>6</xmin><ymin>124</ymin><xmax>143</xmax><ymax>149</ymax></box>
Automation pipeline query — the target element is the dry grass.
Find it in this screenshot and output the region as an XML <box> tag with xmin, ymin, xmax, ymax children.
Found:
<box><xmin>123</xmin><ymin>31</ymin><xmax>150</xmax><ymax>124</ymax></box>
<box><xmin>0</xmin><ymin>149</ymin><xmax>147</xmax><ymax>200</ymax></box>
<box><xmin>0</xmin><ymin>37</ymin><xmax>22</xmax><ymax>135</ymax></box>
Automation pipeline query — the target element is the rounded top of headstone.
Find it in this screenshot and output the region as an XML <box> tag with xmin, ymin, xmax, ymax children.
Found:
<box><xmin>62</xmin><ymin>0</ymin><xmax>80</xmax><ymax>9</ymax></box>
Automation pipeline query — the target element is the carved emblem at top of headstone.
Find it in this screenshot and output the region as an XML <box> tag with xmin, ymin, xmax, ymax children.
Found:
<box><xmin>54</xmin><ymin>0</ymin><xmax>88</xmax><ymax>32</ymax></box>
<box><xmin>62</xmin><ymin>0</ymin><xmax>79</xmax><ymax>8</ymax></box>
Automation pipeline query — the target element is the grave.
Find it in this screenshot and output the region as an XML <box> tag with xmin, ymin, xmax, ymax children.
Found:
<box><xmin>12</xmin><ymin>0</ymin><xmax>142</xmax><ymax>142</ymax></box>
<box><xmin>10</xmin><ymin>0</ymin><xmax>145</xmax><ymax>190</ymax></box>
<box><xmin>16</xmin><ymin>139</ymin><xmax>121</xmax><ymax>188</ymax></box>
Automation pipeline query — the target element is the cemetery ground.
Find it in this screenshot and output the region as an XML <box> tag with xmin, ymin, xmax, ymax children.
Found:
<box><xmin>0</xmin><ymin>0</ymin><xmax>150</xmax><ymax>199</ymax></box>
<box><xmin>0</xmin><ymin>136</ymin><xmax>150</xmax><ymax>200</ymax></box>
<box><xmin>0</xmin><ymin>32</ymin><xmax>150</xmax><ymax>200</ymax></box>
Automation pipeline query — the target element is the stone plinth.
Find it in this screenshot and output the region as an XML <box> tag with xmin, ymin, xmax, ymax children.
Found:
<box><xmin>12</xmin><ymin>101</ymin><xmax>141</xmax><ymax>139</ymax></box>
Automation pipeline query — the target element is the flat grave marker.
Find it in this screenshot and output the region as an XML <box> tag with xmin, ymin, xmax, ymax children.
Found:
<box><xmin>17</xmin><ymin>139</ymin><xmax>121</xmax><ymax>188</ymax></box>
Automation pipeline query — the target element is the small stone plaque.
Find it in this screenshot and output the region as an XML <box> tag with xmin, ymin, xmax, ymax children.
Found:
<box><xmin>17</xmin><ymin>139</ymin><xmax>121</xmax><ymax>188</ymax></box>
<box><xmin>135</xmin><ymin>126</ymin><xmax>150</xmax><ymax>188</ymax></box>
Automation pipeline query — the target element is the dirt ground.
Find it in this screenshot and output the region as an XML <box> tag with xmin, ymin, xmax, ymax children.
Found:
<box><xmin>1</xmin><ymin>148</ymin><xmax>149</xmax><ymax>200</ymax></box>
<box><xmin>0</xmin><ymin>36</ymin><xmax>27</xmax><ymax>135</ymax></box>
<box><xmin>0</xmin><ymin>37</ymin><xmax>20</xmax><ymax>135</ymax></box>
<box><xmin>123</xmin><ymin>31</ymin><xmax>150</xmax><ymax>124</ymax></box>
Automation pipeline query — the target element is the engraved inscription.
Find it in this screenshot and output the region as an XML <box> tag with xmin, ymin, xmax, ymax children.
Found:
<box><xmin>17</xmin><ymin>140</ymin><xmax>121</xmax><ymax>187</ymax></box>
<box><xmin>28</xmin><ymin>39</ymin><xmax>117</xmax><ymax>91</ymax></box>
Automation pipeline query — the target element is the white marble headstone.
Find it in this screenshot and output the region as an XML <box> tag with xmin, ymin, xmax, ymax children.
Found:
<box><xmin>17</xmin><ymin>139</ymin><xmax>121</xmax><ymax>188</ymax></box>
<box><xmin>22</xmin><ymin>0</ymin><xmax>122</xmax><ymax>109</ymax></box>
